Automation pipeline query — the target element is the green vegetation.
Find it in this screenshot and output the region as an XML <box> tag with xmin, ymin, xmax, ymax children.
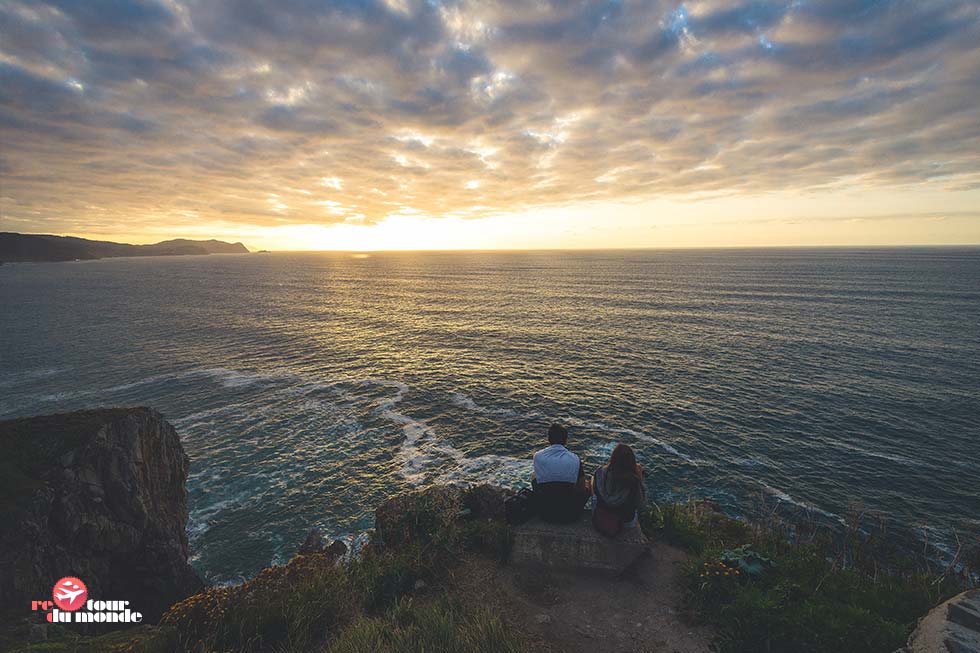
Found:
<box><xmin>0</xmin><ymin>622</ymin><xmax>175</xmax><ymax>653</ymax></box>
<box><xmin>642</xmin><ymin>500</ymin><xmax>976</xmax><ymax>653</ymax></box>
<box><xmin>0</xmin><ymin>408</ymin><xmax>143</xmax><ymax>516</ymax></box>
<box><xmin>328</xmin><ymin>597</ymin><xmax>525</xmax><ymax>653</ymax></box>
<box><xmin>11</xmin><ymin>486</ymin><xmax>975</xmax><ymax>652</ymax></box>
<box><xmin>156</xmin><ymin>486</ymin><xmax>518</xmax><ymax>653</ymax></box>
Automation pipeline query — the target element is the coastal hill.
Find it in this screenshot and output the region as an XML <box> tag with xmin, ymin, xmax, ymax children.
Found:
<box><xmin>0</xmin><ymin>232</ymin><xmax>249</xmax><ymax>263</ymax></box>
<box><xmin>0</xmin><ymin>408</ymin><xmax>975</xmax><ymax>652</ymax></box>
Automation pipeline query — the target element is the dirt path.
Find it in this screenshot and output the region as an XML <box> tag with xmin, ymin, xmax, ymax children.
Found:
<box><xmin>451</xmin><ymin>541</ymin><xmax>714</xmax><ymax>653</ymax></box>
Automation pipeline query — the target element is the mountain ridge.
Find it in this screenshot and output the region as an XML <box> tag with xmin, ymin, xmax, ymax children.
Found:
<box><xmin>0</xmin><ymin>232</ymin><xmax>249</xmax><ymax>262</ymax></box>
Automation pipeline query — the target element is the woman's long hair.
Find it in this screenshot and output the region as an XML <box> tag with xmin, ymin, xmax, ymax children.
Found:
<box><xmin>606</xmin><ymin>443</ymin><xmax>641</xmax><ymax>488</ymax></box>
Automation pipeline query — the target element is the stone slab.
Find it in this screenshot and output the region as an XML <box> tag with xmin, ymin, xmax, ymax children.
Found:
<box><xmin>907</xmin><ymin>590</ymin><xmax>980</xmax><ymax>653</ymax></box>
<box><xmin>511</xmin><ymin>511</ymin><xmax>649</xmax><ymax>574</ymax></box>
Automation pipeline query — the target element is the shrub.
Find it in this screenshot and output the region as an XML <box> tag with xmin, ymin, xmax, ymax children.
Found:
<box><xmin>328</xmin><ymin>597</ymin><xmax>528</xmax><ymax>653</ymax></box>
<box><xmin>161</xmin><ymin>553</ymin><xmax>352</xmax><ymax>653</ymax></box>
<box><xmin>650</xmin><ymin>502</ymin><xmax>974</xmax><ymax>653</ymax></box>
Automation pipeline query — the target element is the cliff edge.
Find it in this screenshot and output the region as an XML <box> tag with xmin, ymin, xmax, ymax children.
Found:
<box><xmin>0</xmin><ymin>408</ymin><xmax>203</xmax><ymax>622</ymax></box>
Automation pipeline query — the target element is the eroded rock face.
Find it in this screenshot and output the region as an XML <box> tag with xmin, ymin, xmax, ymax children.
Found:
<box><xmin>0</xmin><ymin>408</ymin><xmax>203</xmax><ymax>622</ymax></box>
<box><xmin>906</xmin><ymin>590</ymin><xmax>980</xmax><ymax>653</ymax></box>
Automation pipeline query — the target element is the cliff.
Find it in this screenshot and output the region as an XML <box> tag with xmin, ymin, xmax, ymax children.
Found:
<box><xmin>0</xmin><ymin>408</ymin><xmax>203</xmax><ymax>622</ymax></box>
<box><xmin>0</xmin><ymin>233</ymin><xmax>249</xmax><ymax>263</ymax></box>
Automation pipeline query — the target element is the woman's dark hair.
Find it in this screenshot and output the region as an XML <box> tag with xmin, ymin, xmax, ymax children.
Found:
<box><xmin>607</xmin><ymin>443</ymin><xmax>641</xmax><ymax>485</ymax></box>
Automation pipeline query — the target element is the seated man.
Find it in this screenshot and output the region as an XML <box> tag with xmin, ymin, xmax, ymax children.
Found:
<box><xmin>532</xmin><ymin>424</ymin><xmax>591</xmax><ymax>523</ymax></box>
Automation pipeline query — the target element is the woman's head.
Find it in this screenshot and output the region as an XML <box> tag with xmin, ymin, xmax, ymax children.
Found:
<box><xmin>607</xmin><ymin>443</ymin><xmax>639</xmax><ymax>480</ymax></box>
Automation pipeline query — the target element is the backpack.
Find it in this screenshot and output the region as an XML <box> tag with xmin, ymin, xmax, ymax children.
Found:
<box><xmin>591</xmin><ymin>468</ymin><xmax>624</xmax><ymax>538</ymax></box>
<box><xmin>504</xmin><ymin>488</ymin><xmax>537</xmax><ymax>525</ymax></box>
<box><xmin>592</xmin><ymin>500</ymin><xmax>623</xmax><ymax>538</ymax></box>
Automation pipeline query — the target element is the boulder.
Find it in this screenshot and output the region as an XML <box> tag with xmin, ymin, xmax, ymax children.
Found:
<box><xmin>298</xmin><ymin>529</ymin><xmax>326</xmax><ymax>555</ymax></box>
<box><xmin>0</xmin><ymin>408</ymin><xmax>203</xmax><ymax>623</ymax></box>
<box><xmin>906</xmin><ymin>589</ymin><xmax>980</xmax><ymax>653</ymax></box>
<box><xmin>462</xmin><ymin>484</ymin><xmax>514</xmax><ymax>521</ymax></box>
<box><xmin>511</xmin><ymin>511</ymin><xmax>650</xmax><ymax>574</ymax></box>
<box><xmin>296</xmin><ymin>529</ymin><xmax>348</xmax><ymax>560</ymax></box>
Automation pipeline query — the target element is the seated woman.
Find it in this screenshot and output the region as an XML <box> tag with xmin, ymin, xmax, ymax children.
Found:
<box><xmin>591</xmin><ymin>443</ymin><xmax>645</xmax><ymax>536</ymax></box>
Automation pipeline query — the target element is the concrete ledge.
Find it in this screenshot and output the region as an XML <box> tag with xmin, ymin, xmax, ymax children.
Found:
<box><xmin>511</xmin><ymin>511</ymin><xmax>649</xmax><ymax>574</ymax></box>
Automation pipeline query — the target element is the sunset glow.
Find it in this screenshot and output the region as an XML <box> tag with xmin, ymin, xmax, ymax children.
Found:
<box><xmin>1</xmin><ymin>1</ymin><xmax>979</xmax><ymax>249</ymax></box>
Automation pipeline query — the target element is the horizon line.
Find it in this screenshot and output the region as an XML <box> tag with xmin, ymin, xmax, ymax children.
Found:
<box><xmin>255</xmin><ymin>243</ymin><xmax>980</xmax><ymax>253</ymax></box>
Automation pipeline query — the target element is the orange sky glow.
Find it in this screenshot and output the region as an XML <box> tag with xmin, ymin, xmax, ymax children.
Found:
<box><xmin>1</xmin><ymin>0</ymin><xmax>978</xmax><ymax>250</ymax></box>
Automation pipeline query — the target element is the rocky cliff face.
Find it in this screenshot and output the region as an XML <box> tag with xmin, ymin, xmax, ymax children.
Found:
<box><xmin>0</xmin><ymin>408</ymin><xmax>203</xmax><ymax>622</ymax></box>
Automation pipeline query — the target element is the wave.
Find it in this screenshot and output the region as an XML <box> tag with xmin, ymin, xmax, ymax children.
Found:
<box><xmin>756</xmin><ymin>481</ymin><xmax>845</xmax><ymax>524</ymax></box>
<box><xmin>0</xmin><ymin>366</ymin><xmax>67</xmax><ymax>389</ymax></box>
<box><xmin>449</xmin><ymin>392</ymin><xmax>527</xmax><ymax>419</ymax></box>
<box><xmin>36</xmin><ymin>367</ymin><xmax>291</xmax><ymax>403</ymax></box>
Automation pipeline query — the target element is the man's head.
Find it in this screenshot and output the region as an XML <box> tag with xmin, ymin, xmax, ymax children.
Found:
<box><xmin>548</xmin><ymin>423</ymin><xmax>568</xmax><ymax>446</ymax></box>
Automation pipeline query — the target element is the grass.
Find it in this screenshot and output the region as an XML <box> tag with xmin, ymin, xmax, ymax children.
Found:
<box><xmin>12</xmin><ymin>484</ymin><xmax>974</xmax><ymax>652</ymax></box>
<box><xmin>328</xmin><ymin>597</ymin><xmax>526</xmax><ymax>653</ymax></box>
<box><xmin>0</xmin><ymin>408</ymin><xmax>150</xmax><ymax>516</ymax></box>
<box><xmin>641</xmin><ymin>500</ymin><xmax>977</xmax><ymax>653</ymax></box>
<box><xmin>153</xmin><ymin>486</ymin><xmax>524</xmax><ymax>653</ymax></box>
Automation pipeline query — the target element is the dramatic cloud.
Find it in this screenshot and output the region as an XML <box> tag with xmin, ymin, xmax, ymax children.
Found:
<box><xmin>1</xmin><ymin>0</ymin><xmax>978</xmax><ymax>236</ymax></box>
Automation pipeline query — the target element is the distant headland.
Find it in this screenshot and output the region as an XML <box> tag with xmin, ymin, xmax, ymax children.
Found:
<box><xmin>0</xmin><ymin>232</ymin><xmax>249</xmax><ymax>263</ymax></box>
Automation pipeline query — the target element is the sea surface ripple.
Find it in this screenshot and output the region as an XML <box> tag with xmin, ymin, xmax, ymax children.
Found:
<box><xmin>1</xmin><ymin>248</ymin><xmax>978</xmax><ymax>583</ymax></box>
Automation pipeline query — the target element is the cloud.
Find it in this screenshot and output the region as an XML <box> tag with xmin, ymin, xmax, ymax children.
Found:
<box><xmin>0</xmin><ymin>0</ymin><xmax>978</xmax><ymax>234</ymax></box>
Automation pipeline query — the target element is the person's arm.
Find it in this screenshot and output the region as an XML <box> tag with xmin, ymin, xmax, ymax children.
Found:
<box><xmin>576</xmin><ymin>460</ymin><xmax>590</xmax><ymax>494</ymax></box>
<box><xmin>634</xmin><ymin>468</ymin><xmax>646</xmax><ymax>507</ymax></box>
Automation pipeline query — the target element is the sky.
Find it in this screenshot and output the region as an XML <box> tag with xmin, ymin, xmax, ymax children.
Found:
<box><xmin>1</xmin><ymin>0</ymin><xmax>979</xmax><ymax>251</ymax></box>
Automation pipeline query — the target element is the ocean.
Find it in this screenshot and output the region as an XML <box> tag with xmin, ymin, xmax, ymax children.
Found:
<box><xmin>1</xmin><ymin>248</ymin><xmax>978</xmax><ymax>584</ymax></box>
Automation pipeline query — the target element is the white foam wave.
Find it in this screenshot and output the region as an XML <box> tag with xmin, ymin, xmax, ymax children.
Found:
<box><xmin>0</xmin><ymin>366</ymin><xmax>66</xmax><ymax>389</ymax></box>
<box><xmin>36</xmin><ymin>366</ymin><xmax>290</xmax><ymax>403</ymax></box>
<box><xmin>757</xmin><ymin>482</ymin><xmax>845</xmax><ymax>524</ymax></box>
<box><xmin>187</xmin><ymin>493</ymin><xmax>250</xmax><ymax>541</ymax></box>
<box><xmin>171</xmin><ymin>404</ymin><xmax>243</xmax><ymax>429</ymax></box>
<box><xmin>834</xmin><ymin>441</ymin><xmax>920</xmax><ymax>467</ymax></box>
<box><xmin>450</xmin><ymin>392</ymin><xmax>527</xmax><ymax>419</ymax></box>
<box><xmin>367</xmin><ymin>381</ymin><xmax>531</xmax><ymax>486</ymax></box>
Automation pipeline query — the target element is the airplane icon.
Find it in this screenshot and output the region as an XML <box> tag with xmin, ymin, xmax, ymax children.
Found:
<box><xmin>55</xmin><ymin>582</ymin><xmax>85</xmax><ymax>606</ymax></box>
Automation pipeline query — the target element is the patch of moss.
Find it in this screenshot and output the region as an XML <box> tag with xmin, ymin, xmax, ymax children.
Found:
<box><xmin>0</xmin><ymin>408</ymin><xmax>148</xmax><ymax>517</ymax></box>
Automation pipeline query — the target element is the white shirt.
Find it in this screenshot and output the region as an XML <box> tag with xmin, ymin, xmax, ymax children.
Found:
<box><xmin>533</xmin><ymin>444</ymin><xmax>581</xmax><ymax>484</ymax></box>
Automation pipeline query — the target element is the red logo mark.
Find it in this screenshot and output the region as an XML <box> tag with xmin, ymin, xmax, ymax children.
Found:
<box><xmin>53</xmin><ymin>577</ymin><xmax>87</xmax><ymax>611</ymax></box>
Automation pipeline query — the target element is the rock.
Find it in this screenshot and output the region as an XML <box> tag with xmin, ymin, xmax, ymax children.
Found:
<box><xmin>534</xmin><ymin>613</ymin><xmax>552</xmax><ymax>624</ymax></box>
<box><xmin>462</xmin><ymin>484</ymin><xmax>514</xmax><ymax>520</ymax></box>
<box><xmin>511</xmin><ymin>511</ymin><xmax>650</xmax><ymax>574</ymax></box>
<box><xmin>907</xmin><ymin>590</ymin><xmax>980</xmax><ymax>653</ymax></box>
<box><xmin>950</xmin><ymin>593</ymin><xmax>980</xmax><ymax>631</ymax></box>
<box><xmin>298</xmin><ymin>529</ymin><xmax>325</xmax><ymax>555</ymax></box>
<box><xmin>414</xmin><ymin>579</ymin><xmax>427</xmax><ymax>591</ymax></box>
<box><xmin>326</xmin><ymin>540</ymin><xmax>348</xmax><ymax>558</ymax></box>
<box><xmin>0</xmin><ymin>408</ymin><xmax>204</xmax><ymax>624</ymax></box>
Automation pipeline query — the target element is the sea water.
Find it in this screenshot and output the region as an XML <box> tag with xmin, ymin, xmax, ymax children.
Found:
<box><xmin>1</xmin><ymin>248</ymin><xmax>977</xmax><ymax>583</ymax></box>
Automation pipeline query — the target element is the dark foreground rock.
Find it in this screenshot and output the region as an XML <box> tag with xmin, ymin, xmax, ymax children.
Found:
<box><xmin>0</xmin><ymin>408</ymin><xmax>203</xmax><ymax>623</ymax></box>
